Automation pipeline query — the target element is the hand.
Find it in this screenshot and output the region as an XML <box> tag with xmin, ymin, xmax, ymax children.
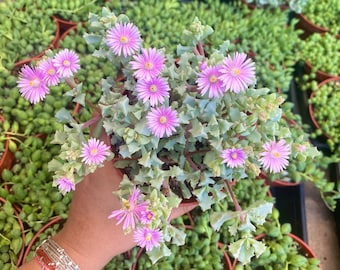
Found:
<box><xmin>53</xmin><ymin>160</ymin><xmax>197</xmax><ymax>270</ymax></box>
<box><xmin>19</xmin><ymin>123</ymin><xmax>197</xmax><ymax>270</ymax></box>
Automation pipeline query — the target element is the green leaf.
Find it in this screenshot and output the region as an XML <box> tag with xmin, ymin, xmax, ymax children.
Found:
<box><xmin>190</xmin><ymin>119</ymin><xmax>207</xmax><ymax>139</ymax></box>
<box><xmin>47</xmin><ymin>159</ymin><xmax>64</xmax><ymax>172</ymax></box>
<box><xmin>229</xmin><ymin>237</ymin><xmax>266</xmax><ymax>265</ymax></box>
<box><xmin>147</xmin><ymin>243</ymin><xmax>172</xmax><ymax>264</ymax></box>
<box><xmin>193</xmin><ymin>187</ymin><xmax>214</xmax><ymax>211</ymax></box>
<box><xmin>210</xmin><ymin>210</ymin><xmax>239</xmax><ymax>231</ymax></box>
<box><xmin>247</xmin><ymin>201</ymin><xmax>273</xmax><ymax>225</ymax></box>
<box><xmin>55</xmin><ymin>108</ymin><xmax>76</xmax><ymax>124</ymax></box>
<box><xmin>230</xmin><ymin>107</ymin><xmax>241</xmax><ymax>121</ymax></box>
<box><xmin>10</xmin><ymin>237</ymin><xmax>22</xmax><ymax>254</ymax></box>
<box><xmin>3</xmin><ymin>201</ymin><xmax>14</xmax><ymax>216</ymax></box>
<box><xmin>168</xmin><ymin>225</ymin><xmax>186</xmax><ymax>246</ymax></box>
<box><xmin>139</xmin><ymin>150</ymin><xmax>152</xmax><ymax>167</ymax></box>
<box><xmin>83</xmin><ymin>33</ymin><xmax>102</xmax><ymax>45</ymax></box>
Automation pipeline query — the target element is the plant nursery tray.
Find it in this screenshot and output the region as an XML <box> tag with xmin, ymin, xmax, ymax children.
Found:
<box><xmin>329</xmin><ymin>162</ymin><xmax>340</xmax><ymax>247</ymax></box>
<box><xmin>270</xmin><ymin>183</ymin><xmax>308</xmax><ymax>242</ymax></box>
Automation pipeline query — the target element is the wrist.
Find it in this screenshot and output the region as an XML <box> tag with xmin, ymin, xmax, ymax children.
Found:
<box><xmin>34</xmin><ymin>237</ymin><xmax>79</xmax><ymax>270</ymax></box>
<box><xmin>51</xmin><ymin>219</ymin><xmax>135</xmax><ymax>270</ymax></box>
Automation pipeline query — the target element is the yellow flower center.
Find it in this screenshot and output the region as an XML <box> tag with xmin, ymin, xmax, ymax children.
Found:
<box><xmin>209</xmin><ymin>75</ymin><xmax>217</xmax><ymax>83</ymax></box>
<box><xmin>145</xmin><ymin>233</ymin><xmax>152</xmax><ymax>241</ymax></box>
<box><xmin>144</xmin><ymin>61</ymin><xmax>154</xmax><ymax>70</ymax></box>
<box><xmin>122</xmin><ymin>199</ymin><xmax>130</xmax><ymax>210</ymax></box>
<box><xmin>29</xmin><ymin>79</ymin><xmax>40</xmax><ymax>87</ymax></box>
<box><xmin>159</xmin><ymin>116</ymin><xmax>167</xmax><ymax>124</ymax></box>
<box><xmin>48</xmin><ymin>68</ymin><xmax>55</xmax><ymax>75</ymax></box>
<box><xmin>231</xmin><ymin>68</ymin><xmax>241</xmax><ymax>76</ymax></box>
<box><xmin>149</xmin><ymin>84</ymin><xmax>157</xmax><ymax>93</ymax></box>
<box><xmin>271</xmin><ymin>150</ymin><xmax>280</xmax><ymax>158</ymax></box>
<box><xmin>231</xmin><ymin>152</ymin><xmax>238</xmax><ymax>159</ymax></box>
<box><xmin>90</xmin><ymin>148</ymin><xmax>98</xmax><ymax>156</ymax></box>
<box><xmin>120</xmin><ymin>36</ymin><xmax>129</xmax><ymax>44</ymax></box>
<box><xmin>147</xmin><ymin>213</ymin><xmax>153</xmax><ymax>220</ymax></box>
<box><xmin>63</xmin><ymin>60</ymin><xmax>70</xmax><ymax>67</ymax></box>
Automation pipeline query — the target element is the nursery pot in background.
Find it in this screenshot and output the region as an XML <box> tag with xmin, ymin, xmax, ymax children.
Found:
<box><xmin>232</xmin><ymin>232</ymin><xmax>321</xmax><ymax>269</ymax></box>
<box><xmin>0</xmin><ymin>115</ymin><xmax>15</xmax><ymax>176</ymax></box>
<box><xmin>13</xmin><ymin>16</ymin><xmax>60</xmax><ymax>70</ymax></box>
<box><xmin>308</xmin><ymin>77</ymin><xmax>340</xmax><ymax>141</ymax></box>
<box><xmin>304</xmin><ymin>60</ymin><xmax>338</xmax><ymax>84</ymax></box>
<box><xmin>295</xmin><ymin>13</ymin><xmax>337</xmax><ymax>39</ymax></box>
<box><xmin>21</xmin><ymin>216</ymin><xmax>65</xmax><ymax>265</ymax></box>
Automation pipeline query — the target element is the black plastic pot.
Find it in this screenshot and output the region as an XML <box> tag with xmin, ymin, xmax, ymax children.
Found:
<box><xmin>329</xmin><ymin>162</ymin><xmax>340</xmax><ymax>248</ymax></box>
<box><xmin>270</xmin><ymin>183</ymin><xmax>308</xmax><ymax>242</ymax></box>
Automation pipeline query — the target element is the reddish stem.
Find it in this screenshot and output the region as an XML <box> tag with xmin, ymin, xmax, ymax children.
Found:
<box><xmin>81</xmin><ymin>114</ymin><xmax>102</xmax><ymax>129</ymax></box>
<box><xmin>226</xmin><ymin>180</ymin><xmax>242</xmax><ymax>213</ymax></box>
<box><xmin>197</xmin><ymin>41</ymin><xmax>205</xmax><ymax>57</ymax></box>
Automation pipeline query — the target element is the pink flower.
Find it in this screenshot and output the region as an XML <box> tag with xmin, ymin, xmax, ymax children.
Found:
<box><xmin>135</xmin><ymin>77</ymin><xmax>170</xmax><ymax>106</ymax></box>
<box><xmin>146</xmin><ymin>107</ymin><xmax>180</xmax><ymax>138</ymax></box>
<box><xmin>196</xmin><ymin>65</ymin><xmax>224</xmax><ymax>98</ymax></box>
<box><xmin>140</xmin><ymin>210</ymin><xmax>155</xmax><ymax>225</ymax></box>
<box><xmin>219</xmin><ymin>52</ymin><xmax>255</xmax><ymax>93</ymax></box>
<box><xmin>259</xmin><ymin>139</ymin><xmax>290</xmax><ymax>173</ymax></box>
<box><xmin>221</xmin><ymin>148</ymin><xmax>247</xmax><ymax>168</ymax></box>
<box><xmin>130</xmin><ymin>48</ymin><xmax>165</xmax><ymax>80</ymax></box>
<box><xmin>133</xmin><ymin>227</ymin><xmax>163</xmax><ymax>251</ymax></box>
<box><xmin>108</xmin><ymin>187</ymin><xmax>149</xmax><ymax>231</ymax></box>
<box><xmin>80</xmin><ymin>138</ymin><xmax>111</xmax><ymax>165</ymax></box>
<box><xmin>37</xmin><ymin>58</ymin><xmax>61</xmax><ymax>86</ymax></box>
<box><xmin>17</xmin><ymin>65</ymin><xmax>49</xmax><ymax>104</ymax></box>
<box><xmin>106</xmin><ymin>22</ymin><xmax>142</xmax><ymax>57</ymax></box>
<box><xmin>52</xmin><ymin>49</ymin><xmax>80</xmax><ymax>78</ymax></box>
<box><xmin>56</xmin><ymin>177</ymin><xmax>75</xmax><ymax>194</ymax></box>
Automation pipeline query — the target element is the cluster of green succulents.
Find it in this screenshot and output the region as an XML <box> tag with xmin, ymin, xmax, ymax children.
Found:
<box><xmin>0</xmin><ymin>135</ymin><xmax>72</xmax><ymax>262</ymax></box>
<box><xmin>0</xmin><ymin>0</ymin><xmax>57</xmax><ymax>72</ymax></box>
<box><xmin>301</xmin><ymin>0</ymin><xmax>340</xmax><ymax>35</ymax></box>
<box><xmin>242</xmin><ymin>0</ymin><xmax>308</xmax><ymax>13</ymax></box>
<box><xmin>0</xmin><ymin>198</ymin><xmax>24</xmax><ymax>270</ymax></box>
<box><xmin>234</xmin><ymin>208</ymin><xmax>321</xmax><ymax>270</ymax></box>
<box><xmin>233</xmin><ymin>7</ymin><xmax>302</xmax><ymax>92</ymax></box>
<box><xmin>299</xmin><ymin>32</ymin><xmax>340</xmax><ymax>78</ymax></box>
<box><xmin>263</xmin><ymin>101</ymin><xmax>340</xmax><ymax>210</ymax></box>
<box><xmin>309</xmin><ymin>79</ymin><xmax>340</xmax><ymax>155</ymax></box>
<box><xmin>34</xmin><ymin>0</ymin><xmax>108</xmax><ymax>22</ymax></box>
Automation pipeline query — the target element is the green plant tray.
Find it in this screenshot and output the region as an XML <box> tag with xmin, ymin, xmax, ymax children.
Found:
<box><xmin>270</xmin><ymin>183</ymin><xmax>308</xmax><ymax>242</ymax></box>
<box><xmin>288</xmin><ymin>64</ymin><xmax>334</xmax><ymax>156</ymax></box>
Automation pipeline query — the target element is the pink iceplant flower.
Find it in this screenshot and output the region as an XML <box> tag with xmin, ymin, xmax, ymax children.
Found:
<box><xmin>133</xmin><ymin>227</ymin><xmax>163</xmax><ymax>251</ymax></box>
<box><xmin>17</xmin><ymin>65</ymin><xmax>49</xmax><ymax>104</ymax></box>
<box><xmin>80</xmin><ymin>138</ymin><xmax>111</xmax><ymax>166</ymax></box>
<box><xmin>108</xmin><ymin>187</ymin><xmax>149</xmax><ymax>231</ymax></box>
<box><xmin>259</xmin><ymin>139</ymin><xmax>290</xmax><ymax>173</ymax></box>
<box><xmin>219</xmin><ymin>52</ymin><xmax>255</xmax><ymax>93</ymax></box>
<box><xmin>106</xmin><ymin>22</ymin><xmax>142</xmax><ymax>57</ymax></box>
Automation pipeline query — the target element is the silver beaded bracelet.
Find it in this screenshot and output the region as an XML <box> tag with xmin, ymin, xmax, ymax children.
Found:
<box><xmin>35</xmin><ymin>237</ymin><xmax>80</xmax><ymax>270</ymax></box>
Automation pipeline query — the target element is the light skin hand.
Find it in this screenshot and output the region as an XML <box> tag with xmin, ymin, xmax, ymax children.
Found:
<box><xmin>19</xmin><ymin>160</ymin><xmax>197</xmax><ymax>270</ymax></box>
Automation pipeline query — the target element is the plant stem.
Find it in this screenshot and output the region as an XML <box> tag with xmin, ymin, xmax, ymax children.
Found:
<box><xmin>226</xmin><ymin>180</ymin><xmax>242</xmax><ymax>212</ymax></box>
<box><xmin>183</xmin><ymin>123</ymin><xmax>199</xmax><ymax>171</ymax></box>
<box><xmin>0</xmin><ymin>233</ymin><xmax>10</xmax><ymax>243</ymax></box>
<box><xmin>81</xmin><ymin>114</ymin><xmax>102</xmax><ymax>129</ymax></box>
<box><xmin>197</xmin><ymin>41</ymin><xmax>205</xmax><ymax>57</ymax></box>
